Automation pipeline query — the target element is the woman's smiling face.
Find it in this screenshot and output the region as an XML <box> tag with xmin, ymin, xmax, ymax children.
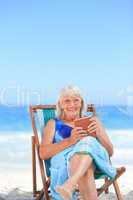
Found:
<box><xmin>59</xmin><ymin>94</ymin><xmax>82</xmax><ymax>120</ymax></box>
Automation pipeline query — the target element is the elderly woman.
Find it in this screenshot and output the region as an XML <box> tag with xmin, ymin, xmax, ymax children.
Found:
<box><xmin>39</xmin><ymin>85</ymin><xmax>116</xmax><ymax>200</ymax></box>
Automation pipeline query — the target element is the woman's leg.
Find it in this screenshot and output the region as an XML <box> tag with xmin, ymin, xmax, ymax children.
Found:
<box><xmin>78</xmin><ymin>165</ymin><xmax>98</xmax><ymax>200</ymax></box>
<box><xmin>56</xmin><ymin>154</ymin><xmax>97</xmax><ymax>199</ymax></box>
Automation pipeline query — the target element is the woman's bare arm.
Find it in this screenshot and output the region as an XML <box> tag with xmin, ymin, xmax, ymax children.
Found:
<box><xmin>39</xmin><ymin>119</ymin><xmax>88</xmax><ymax>160</ymax></box>
<box><xmin>39</xmin><ymin>119</ymin><xmax>73</xmax><ymax>160</ymax></box>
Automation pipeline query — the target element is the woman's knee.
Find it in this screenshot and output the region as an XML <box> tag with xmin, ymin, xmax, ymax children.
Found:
<box><xmin>80</xmin><ymin>154</ymin><xmax>93</xmax><ymax>166</ymax></box>
<box><xmin>69</xmin><ymin>154</ymin><xmax>80</xmax><ymax>166</ymax></box>
<box><xmin>70</xmin><ymin>154</ymin><xmax>93</xmax><ymax>167</ymax></box>
<box><xmin>69</xmin><ymin>154</ymin><xmax>93</xmax><ymax>172</ymax></box>
<box><xmin>76</xmin><ymin>153</ymin><xmax>93</xmax><ymax>162</ymax></box>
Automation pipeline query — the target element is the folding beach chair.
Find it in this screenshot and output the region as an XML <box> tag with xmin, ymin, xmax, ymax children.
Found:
<box><xmin>29</xmin><ymin>104</ymin><xmax>126</xmax><ymax>200</ymax></box>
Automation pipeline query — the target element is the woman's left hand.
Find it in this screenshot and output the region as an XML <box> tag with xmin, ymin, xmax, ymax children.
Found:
<box><xmin>87</xmin><ymin>116</ymin><xmax>102</xmax><ymax>137</ymax></box>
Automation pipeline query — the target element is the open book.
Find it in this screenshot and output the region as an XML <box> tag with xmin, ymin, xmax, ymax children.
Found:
<box><xmin>74</xmin><ymin>116</ymin><xmax>96</xmax><ymax>137</ymax></box>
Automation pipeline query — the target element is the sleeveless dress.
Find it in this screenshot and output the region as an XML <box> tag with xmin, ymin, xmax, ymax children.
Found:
<box><xmin>49</xmin><ymin>118</ymin><xmax>117</xmax><ymax>200</ymax></box>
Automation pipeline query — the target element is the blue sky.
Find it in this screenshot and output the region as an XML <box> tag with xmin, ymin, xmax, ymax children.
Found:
<box><xmin>0</xmin><ymin>0</ymin><xmax>133</xmax><ymax>105</ymax></box>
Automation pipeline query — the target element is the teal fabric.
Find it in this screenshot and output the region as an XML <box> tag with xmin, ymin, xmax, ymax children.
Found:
<box><xmin>42</xmin><ymin>108</ymin><xmax>56</xmax><ymax>177</ymax></box>
<box><xmin>42</xmin><ymin>108</ymin><xmax>56</xmax><ymax>127</ymax></box>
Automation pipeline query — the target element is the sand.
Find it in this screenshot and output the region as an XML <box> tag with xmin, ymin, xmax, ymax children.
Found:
<box><xmin>0</xmin><ymin>189</ymin><xmax>133</xmax><ymax>200</ymax></box>
<box><xmin>0</xmin><ymin>164</ymin><xmax>133</xmax><ymax>199</ymax></box>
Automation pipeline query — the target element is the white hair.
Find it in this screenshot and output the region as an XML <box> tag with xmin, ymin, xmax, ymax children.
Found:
<box><xmin>56</xmin><ymin>85</ymin><xmax>87</xmax><ymax>118</ymax></box>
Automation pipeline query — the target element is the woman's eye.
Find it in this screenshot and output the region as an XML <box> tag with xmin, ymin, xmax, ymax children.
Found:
<box><xmin>64</xmin><ymin>99</ymin><xmax>71</xmax><ymax>103</ymax></box>
<box><xmin>74</xmin><ymin>99</ymin><xmax>80</xmax><ymax>103</ymax></box>
<box><xmin>64</xmin><ymin>98</ymin><xmax>81</xmax><ymax>104</ymax></box>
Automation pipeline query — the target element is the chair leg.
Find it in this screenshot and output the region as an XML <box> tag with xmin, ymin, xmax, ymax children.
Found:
<box><xmin>113</xmin><ymin>181</ymin><xmax>123</xmax><ymax>200</ymax></box>
<box><xmin>32</xmin><ymin>136</ymin><xmax>37</xmax><ymax>197</ymax></box>
<box><xmin>36</xmin><ymin>146</ymin><xmax>50</xmax><ymax>200</ymax></box>
<box><xmin>97</xmin><ymin>167</ymin><xmax>126</xmax><ymax>196</ymax></box>
<box><xmin>104</xmin><ymin>177</ymin><xmax>109</xmax><ymax>194</ymax></box>
<box><xmin>36</xmin><ymin>189</ymin><xmax>44</xmax><ymax>200</ymax></box>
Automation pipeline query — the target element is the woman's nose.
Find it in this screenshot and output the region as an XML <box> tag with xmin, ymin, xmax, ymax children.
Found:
<box><xmin>69</xmin><ymin>101</ymin><xmax>75</xmax><ymax>106</ymax></box>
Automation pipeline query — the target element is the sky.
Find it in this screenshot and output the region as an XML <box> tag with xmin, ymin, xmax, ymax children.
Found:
<box><xmin>0</xmin><ymin>0</ymin><xmax>133</xmax><ymax>105</ymax></box>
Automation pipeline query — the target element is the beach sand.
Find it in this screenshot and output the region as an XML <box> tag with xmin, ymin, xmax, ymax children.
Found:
<box><xmin>0</xmin><ymin>164</ymin><xmax>133</xmax><ymax>200</ymax></box>
<box><xmin>0</xmin><ymin>189</ymin><xmax>133</xmax><ymax>200</ymax></box>
<box><xmin>0</xmin><ymin>190</ymin><xmax>133</xmax><ymax>200</ymax></box>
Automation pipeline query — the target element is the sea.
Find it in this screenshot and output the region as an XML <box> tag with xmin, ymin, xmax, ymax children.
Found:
<box><xmin>0</xmin><ymin>105</ymin><xmax>133</xmax><ymax>170</ymax></box>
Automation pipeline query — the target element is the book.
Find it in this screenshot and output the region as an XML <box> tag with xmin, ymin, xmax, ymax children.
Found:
<box><xmin>74</xmin><ymin>116</ymin><xmax>92</xmax><ymax>130</ymax></box>
<box><xmin>74</xmin><ymin>116</ymin><xmax>96</xmax><ymax>137</ymax></box>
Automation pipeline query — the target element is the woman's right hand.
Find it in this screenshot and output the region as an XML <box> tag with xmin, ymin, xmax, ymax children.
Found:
<box><xmin>68</xmin><ymin>127</ymin><xmax>88</xmax><ymax>145</ymax></box>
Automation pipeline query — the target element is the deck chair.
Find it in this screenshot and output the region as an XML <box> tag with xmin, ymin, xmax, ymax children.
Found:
<box><xmin>29</xmin><ymin>104</ymin><xmax>126</xmax><ymax>200</ymax></box>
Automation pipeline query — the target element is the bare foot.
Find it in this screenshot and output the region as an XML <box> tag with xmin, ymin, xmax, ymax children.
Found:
<box><xmin>55</xmin><ymin>185</ymin><xmax>72</xmax><ymax>200</ymax></box>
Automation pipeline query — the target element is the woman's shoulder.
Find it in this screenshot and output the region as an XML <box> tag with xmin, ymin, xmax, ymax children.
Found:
<box><xmin>46</xmin><ymin>119</ymin><xmax>56</xmax><ymax>128</ymax></box>
<box><xmin>46</xmin><ymin>117</ymin><xmax>61</xmax><ymax>128</ymax></box>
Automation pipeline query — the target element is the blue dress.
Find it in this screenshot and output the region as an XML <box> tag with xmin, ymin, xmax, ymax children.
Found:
<box><xmin>49</xmin><ymin>118</ymin><xmax>117</xmax><ymax>200</ymax></box>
